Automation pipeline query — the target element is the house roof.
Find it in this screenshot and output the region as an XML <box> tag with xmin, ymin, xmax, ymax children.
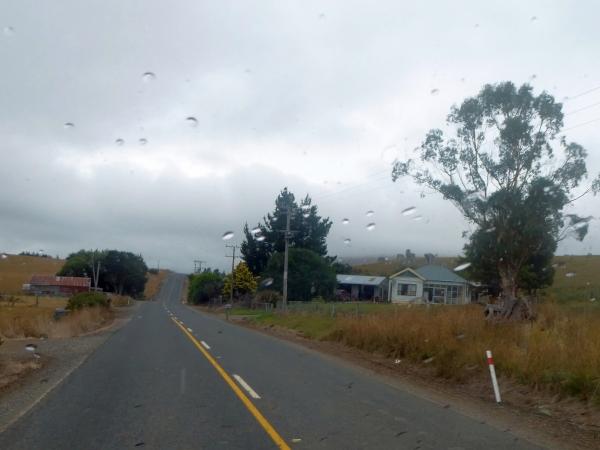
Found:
<box><xmin>336</xmin><ymin>274</ymin><xmax>387</xmax><ymax>286</ymax></box>
<box><xmin>29</xmin><ymin>275</ymin><xmax>91</xmax><ymax>288</ymax></box>
<box><xmin>415</xmin><ymin>265</ymin><xmax>469</xmax><ymax>283</ymax></box>
<box><xmin>388</xmin><ymin>267</ymin><xmax>425</xmax><ymax>280</ymax></box>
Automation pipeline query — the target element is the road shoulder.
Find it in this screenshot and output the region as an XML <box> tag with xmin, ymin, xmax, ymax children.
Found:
<box><xmin>0</xmin><ymin>303</ymin><xmax>139</xmax><ymax>433</ymax></box>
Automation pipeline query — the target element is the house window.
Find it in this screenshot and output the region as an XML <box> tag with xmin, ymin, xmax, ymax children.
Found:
<box><xmin>447</xmin><ymin>285</ymin><xmax>462</xmax><ymax>304</ymax></box>
<box><xmin>397</xmin><ymin>283</ymin><xmax>417</xmax><ymax>296</ymax></box>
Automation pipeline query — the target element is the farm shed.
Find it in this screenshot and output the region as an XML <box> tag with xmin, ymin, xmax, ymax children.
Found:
<box><xmin>336</xmin><ymin>274</ymin><xmax>388</xmax><ymax>301</ymax></box>
<box><xmin>24</xmin><ymin>275</ymin><xmax>91</xmax><ymax>296</ymax></box>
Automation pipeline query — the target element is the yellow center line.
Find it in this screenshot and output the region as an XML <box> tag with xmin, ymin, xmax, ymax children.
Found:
<box><xmin>171</xmin><ymin>318</ymin><xmax>291</xmax><ymax>450</ymax></box>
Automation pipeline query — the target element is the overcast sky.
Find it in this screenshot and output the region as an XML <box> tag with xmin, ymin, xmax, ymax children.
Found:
<box><xmin>1</xmin><ymin>0</ymin><xmax>599</xmax><ymax>273</ymax></box>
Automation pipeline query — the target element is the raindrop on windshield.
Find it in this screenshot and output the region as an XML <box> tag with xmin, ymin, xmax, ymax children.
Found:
<box><xmin>142</xmin><ymin>72</ymin><xmax>156</xmax><ymax>82</ymax></box>
<box><xmin>565</xmin><ymin>272</ymin><xmax>576</xmax><ymax>278</ymax></box>
<box><xmin>260</xmin><ymin>278</ymin><xmax>274</xmax><ymax>287</ymax></box>
<box><xmin>454</xmin><ymin>262</ymin><xmax>471</xmax><ymax>272</ymax></box>
<box><xmin>343</xmin><ymin>238</ymin><xmax>351</xmax><ymax>245</ymax></box>
<box><xmin>3</xmin><ymin>26</ymin><xmax>15</xmax><ymax>36</ymax></box>
<box><xmin>115</xmin><ymin>138</ymin><xmax>124</xmax><ymax>146</ymax></box>
<box><xmin>222</xmin><ymin>231</ymin><xmax>234</xmax><ymax>241</ymax></box>
<box><xmin>530</xmin><ymin>74</ymin><xmax>537</xmax><ymax>80</ymax></box>
<box><xmin>303</xmin><ymin>212</ymin><xmax>310</xmax><ymax>218</ymax></box>
<box><xmin>63</xmin><ymin>122</ymin><xmax>75</xmax><ymax>129</ymax></box>
<box><xmin>1</xmin><ymin>254</ymin><xmax>7</xmax><ymax>259</ymax></box>
<box><xmin>250</xmin><ymin>226</ymin><xmax>261</xmax><ymax>235</ymax></box>
<box><xmin>300</xmin><ymin>204</ymin><xmax>310</xmax><ymax>211</ymax></box>
<box><xmin>366</xmin><ymin>223</ymin><xmax>376</xmax><ymax>231</ymax></box>
<box><xmin>25</xmin><ymin>344</ymin><xmax>37</xmax><ymax>352</ymax></box>
<box><xmin>474</xmin><ymin>23</ymin><xmax>480</xmax><ymax>28</ymax></box>
<box><xmin>430</xmin><ymin>88</ymin><xmax>440</xmax><ymax>95</ymax></box>
<box><xmin>401</xmin><ymin>206</ymin><xmax>417</xmax><ymax>216</ymax></box>
<box><xmin>342</xmin><ymin>218</ymin><xmax>350</xmax><ymax>225</ymax></box>
<box><xmin>365</xmin><ymin>210</ymin><xmax>374</xmax><ymax>217</ymax></box>
<box><xmin>185</xmin><ymin>117</ymin><xmax>198</xmax><ymax>127</ymax></box>
<box><xmin>413</xmin><ymin>215</ymin><xmax>423</xmax><ymax>221</ymax></box>
<box><xmin>255</xmin><ymin>235</ymin><xmax>266</xmax><ymax>242</ymax></box>
<box><xmin>530</xmin><ymin>16</ymin><xmax>538</xmax><ymax>21</ymax></box>
<box><xmin>139</xmin><ymin>138</ymin><xmax>148</xmax><ymax>146</ymax></box>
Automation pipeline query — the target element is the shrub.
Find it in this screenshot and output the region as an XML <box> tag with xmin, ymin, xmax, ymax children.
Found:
<box><xmin>67</xmin><ymin>292</ymin><xmax>109</xmax><ymax>310</ymax></box>
<box><xmin>254</xmin><ymin>290</ymin><xmax>281</xmax><ymax>306</ymax></box>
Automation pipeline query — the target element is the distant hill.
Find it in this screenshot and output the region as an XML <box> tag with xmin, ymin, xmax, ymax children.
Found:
<box><xmin>0</xmin><ymin>254</ymin><xmax>65</xmax><ymax>294</ymax></box>
<box><xmin>352</xmin><ymin>254</ymin><xmax>600</xmax><ymax>302</ymax></box>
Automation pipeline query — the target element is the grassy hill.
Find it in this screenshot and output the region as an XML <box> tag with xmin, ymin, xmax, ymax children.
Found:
<box><xmin>353</xmin><ymin>254</ymin><xmax>600</xmax><ymax>303</ymax></box>
<box><xmin>0</xmin><ymin>254</ymin><xmax>65</xmax><ymax>294</ymax></box>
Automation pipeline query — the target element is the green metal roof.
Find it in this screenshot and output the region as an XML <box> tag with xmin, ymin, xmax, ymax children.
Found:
<box><xmin>415</xmin><ymin>265</ymin><xmax>469</xmax><ymax>283</ymax></box>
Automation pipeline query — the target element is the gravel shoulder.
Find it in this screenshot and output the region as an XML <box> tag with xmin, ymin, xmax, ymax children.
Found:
<box><xmin>0</xmin><ymin>303</ymin><xmax>139</xmax><ymax>432</ymax></box>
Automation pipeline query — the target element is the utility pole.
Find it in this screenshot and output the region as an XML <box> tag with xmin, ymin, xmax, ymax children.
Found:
<box><xmin>225</xmin><ymin>245</ymin><xmax>240</xmax><ymax>305</ymax></box>
<box><xmin>282</xmin><ymin>206</ymin><xmax>291</xmax><ymax>311</ymax></box>
<box><xmin>193</xmin><ymin>260</ymin><xmax>206</xmax><ymax>273</ymax></box>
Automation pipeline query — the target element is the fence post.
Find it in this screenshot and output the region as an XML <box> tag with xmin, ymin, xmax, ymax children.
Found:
<box><xmin>486</xmin><ymin>350</ymin><xmax>502</xmax><ymax>403</ymax></box>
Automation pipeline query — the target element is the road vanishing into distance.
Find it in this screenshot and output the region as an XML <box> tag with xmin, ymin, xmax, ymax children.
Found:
<box><xmin>0</xmin><ymin>274</ymin><xmax>541</xmax><ymax>449</ymax></box>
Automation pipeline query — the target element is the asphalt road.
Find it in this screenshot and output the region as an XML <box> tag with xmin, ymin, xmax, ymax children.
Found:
<box><xmin>0</xmin><ymin>274</ymin><xmax>542</xmax><ymax>449</ymax></box>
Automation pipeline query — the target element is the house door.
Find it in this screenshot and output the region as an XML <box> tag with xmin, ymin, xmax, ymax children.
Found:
<box><xmin>423</xmin><ymin>288</ymin><xmax>433</xmax><ymax>303</ymax></box>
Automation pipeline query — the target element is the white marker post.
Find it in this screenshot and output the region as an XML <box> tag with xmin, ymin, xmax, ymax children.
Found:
<box><xmin>486</xmin><ymin>350</ymin><xmax>502</xmax><ymax>403</ymax></box>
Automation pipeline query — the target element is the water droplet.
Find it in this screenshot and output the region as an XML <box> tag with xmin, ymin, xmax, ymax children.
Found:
<box><xmin>300</xmin><ymin>204</ymin><xmax>311</xmax><ymax>211</ymax></box>
<box><xmin>222</xmin><ymin>231</ymin><xmax>234</xmax><ymax>241</ymax></box>
<box><xmin>430</xmin><ymin>88</ymin><xmax>440</xmax><ymax>95</ymax></box>
<box><xmin>401</xmin><ymin>206</ymin><xmax>417</xmax><ymax>216</ymax></box>
<box><xmin>185</xmin><ymin>116</ymin><xmax>198</xmax><ymax>127</ymax></box>
<box><xmin>530</xmin><ymin>74</ymin><xmax>537</xmax><ymax>80</ymax></box>
<box><xmin>250</xmin><ymin>227</ymin><xmax>261</xmax><ymax>235</ymax></box>
<box><xmin>139</xmin><ymin>138</ymin><xmax>148</xmax><ymax>146</ymax></box>
<box><xmin>530</xmin><ymin>16</ymin><xmax>537</xmax><ymax>21</ymax></box>
<box><xmin>460</xmin><ymin>77</ymin><xmax>466</xmax><ymax>83</ymax></box>
<box><xmin>319</xmin><ymin>13</ymin><xmax>326</xmax><ymax>19</ymax></box>
<box><xmin>303</xmin><ymin>212</ymin><xmax>310</xmax><ymax>218</ymax></box>
<box><xmin>115</xmin><ymin>138</ymin><xmax>124</xmax><ymax>146</ymax></box>
<box><xmin>25</xmin><ymin>344</ymin><xmax>37</xmax><ymax>352</ymax></box>
<box><xmin>1</xmin><ymin>253</ymin><xmax>7</xmax><ymax>259</ymax></box>
<box><xmin>142</xmin><ymin>72</ymin><xmax>156</xmax><ymax>82</ymax></box>
<box><xmin>256</xmin><ymin>235</ymin><xmax>266</xmax><ymax>242</ymax></box>
<box><xmin>484</xmin><ymin>226</ymin><xmax>496</xmax><ymax>233</ymax></box>
<box><xmin>342</xmin><ymin>218</ymin><xmax>350</xmax><ymax>225</ymax></box>
<box><xmin>260</xmin><ymin>277</ymin><xmax>274</xmax><ymax>287</ymax></box>
<box><xmin>454</xmin><ymin>262</ymin><xmax>471</xmax><ymax>272</ymax></box>
<box><xmin>366</xmin><ymin>223</ymin><xmax>376</xmax><ymax>231</ymax></box>
<box><xmin>474</xmin><ymin>23</ymin><xmax>480</xmax><ymax>28</ymax></box>
<box><xmin>565</xmin><ymin>272</ymin><xmax>576</xmax><ymax>278</ymax></box>
<box><xmin>365</xmin><ymin>210</ymin><xmax>374</xmax><ymax>217</ymax></box>
<box><xmin>573</xmin><ymin>221</ymin><xmax>589</xmax><ymax>230</ymax></box>
<box><xmin>63</xmin><ymin>122</ymin><xmax>75</xmax><ymax>129</ymax></box>
<box><xmin>343</xmin><ymin>238</ymin><xmax>351</xmax><ymax>245</ymax></box>
<box><xmin>3</xmin><ymin>26</ymin><xmax>15</xmax><ymax>36</ymax></box>
<box><xmin>413</xmin><ymin>215</ymin><xmax>423</xmax><ymax>221</ymax></box>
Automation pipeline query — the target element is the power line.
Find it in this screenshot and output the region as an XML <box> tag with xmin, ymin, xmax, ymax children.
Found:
<box><xmin>564</xmin><ymin>100</ymin><xmax>600</xmax><ymax>116</ymax></box>
<box><xmin>565</xmin><ymin>84</ymin><xmax>600</xmax><ymax>101</ymax></box>
<box><xmin>563</xmin><ymin>116</ymin><xmax>600</xmax><ymax>131</ymax></box>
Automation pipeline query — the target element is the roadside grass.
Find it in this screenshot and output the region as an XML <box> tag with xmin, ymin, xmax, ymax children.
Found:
<box><xmin>0</xmin><ymin>358</ymin><xmax>41</xmax><ymax>391</ymax></box>
<box><xmin>144</xmin><ymin>270</ymin><xmax>169</xmax><ymax>300</ymax></box>
<box><xmin>246</xmin><ymin>301</ymin><xmax>600</xmax><ymax>404</ymax></box>
<box><xmin>0</xmin><ymin>303</ymin><xmax>113</xmax><ymax>339</ymax></box>
<box><xmin>0</xmin><ymin>255</ymin><xmax>65</xmax><ymax>294</ymax></box>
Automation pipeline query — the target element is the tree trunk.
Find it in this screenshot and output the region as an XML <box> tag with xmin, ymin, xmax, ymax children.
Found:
<box><xmin>492</xmin><ymin>265</ymin><xmax>535</xmax><ymax>321</ymax></box>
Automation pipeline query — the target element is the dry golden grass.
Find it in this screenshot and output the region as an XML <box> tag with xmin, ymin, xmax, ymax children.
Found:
<box><xmin>0</xmin><ymin>359</ymin><xmax>41</xmax><ymax>391</ymax></box>
<box><xmin>0</xmin><ymin>305</ymin><xmax>113</xmax><ymax>339</ymax></box>
<box><xmin>144</xmin><ymin>270</ymin><xmax>169</xmax><ymax>300</ymax></box>
<box><xmin>0</xmin><ymin>255</ymin><xmax>65</xmax><ymax>294</ymax></box>
<box><xmin>328</xmin><ymin>303</ymin><xmax>600</xmax><ymax>403</ymax></box>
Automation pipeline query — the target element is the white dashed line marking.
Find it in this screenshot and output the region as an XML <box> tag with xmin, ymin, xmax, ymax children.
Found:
<box><xmin>233</xmin><ymin>374</ymin><xmax>261</xmax><ymax>399</ymax></box>
<box><xmin>200</xmin><ymin>340</ymin><xmax>211</xmax><ymax>350</ymax></box>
